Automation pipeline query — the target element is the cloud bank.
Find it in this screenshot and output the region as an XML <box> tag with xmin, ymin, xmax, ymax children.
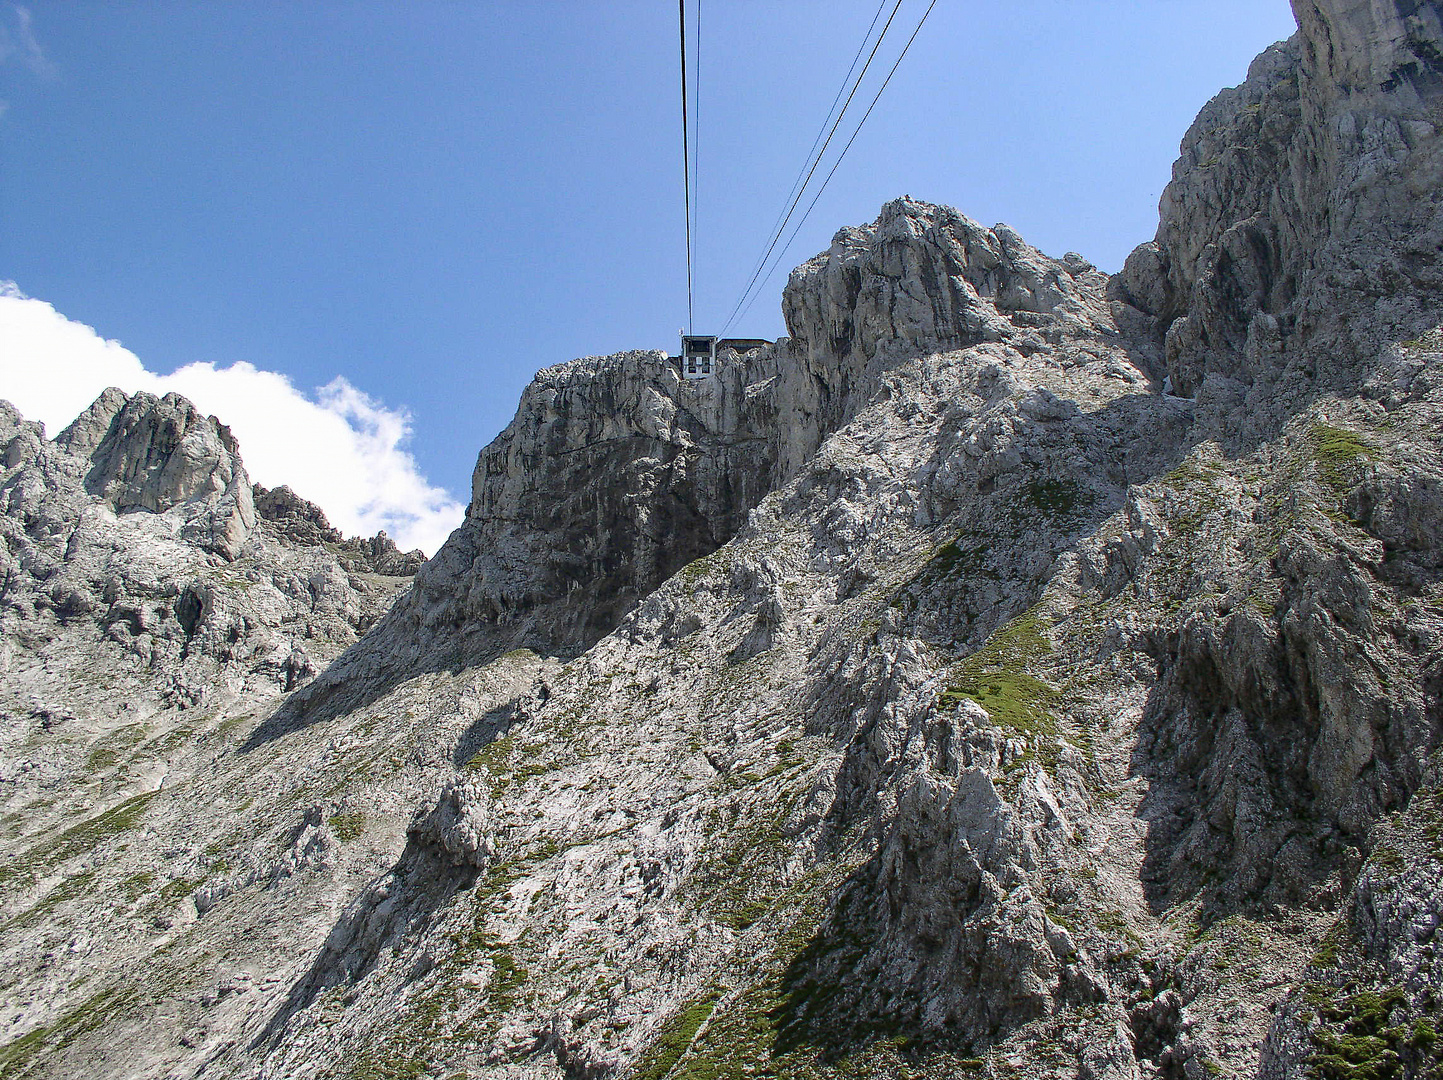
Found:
<box><xmin>0</xmin><ymin>284</ymin><xmax>465</xmax><ymax>556</ymax></box>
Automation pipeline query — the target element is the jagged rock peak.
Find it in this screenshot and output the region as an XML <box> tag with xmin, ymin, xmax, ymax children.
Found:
<box><xmin>55</xmin><ymin>387</ymin><xmax>256</xmax><ymax>559</ymax></box>
<box><xmin>253</xmin><ymin>483</ymin><xmax>427</xmax><ymax>575</ymax></box>
<box><xmin>253</xmin><ymin>483</ymin><xmax>344</xmax><ymax>546</ymax></box>
<box><xmin>0</xmin><ymin>386</ymin><xmax>422</xmax><ymax>735</ymax></box>
<box><xmin>1115</xmin><ymin>0</ymin><xmax>1443</xmax><ymax>414</ymax></box>
<box><xmin>784</xmin><ymin>196</ymin><xmax>1114</xmax><ymax>367</ymax></box>
<box><xmin>338</xmin><ymin>531</ymin><xmax>426</xmax><ymax>577</ymax></box>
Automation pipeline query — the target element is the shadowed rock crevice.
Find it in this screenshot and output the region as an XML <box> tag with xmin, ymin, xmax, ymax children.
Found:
<box><xmin>256</xmin><ymin>777</ymin><xmax>492</xmax><ymax>1052</ymax></box>
<box><xmin>10</xmin><ymin>3</ymin><xmax>1443</xmax><ymax>1079</ymax></box>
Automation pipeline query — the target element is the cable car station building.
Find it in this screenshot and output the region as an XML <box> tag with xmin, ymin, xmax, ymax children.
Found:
<box><xmin>678</xmin><ymin>335</ymin><xmax>771</xmax><ymax>380</ymax></box>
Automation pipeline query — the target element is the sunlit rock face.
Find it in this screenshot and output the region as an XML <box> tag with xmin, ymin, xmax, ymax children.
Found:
<box><xmin>4</xmin><ymin>5</ymin><xmax>1443</xmax><ymax>1080</ymax></box>
<box><xmin>47</xmin><ymin>387</ymin><xmax>259</xmax><ymax>559</ymax></box>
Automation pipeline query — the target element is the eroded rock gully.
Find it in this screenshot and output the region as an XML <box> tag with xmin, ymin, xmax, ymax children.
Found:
<box><xmin>3</xmin><ymin>2</ymin><xmax>1443</xmax><ymax>1079</ymax></box>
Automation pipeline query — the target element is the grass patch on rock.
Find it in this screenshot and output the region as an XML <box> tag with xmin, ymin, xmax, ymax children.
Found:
<box><xmin>1021</xmin><ymin>478</ymin><xmax>1095</xmax><ymax>521</ymax></box>
<box><xmin>0</xmin><ymin>986</ymin><xmax>135</xmax><ymax>1075</ymax></box>
<box><xmin>0</xmin><ymin>790</ymin><xmax>159</xmax><ymax>893</ymax></box>
<box><xmin>464</xmin><ymin>733</ymin><xmax>551</xmax><ymax>796</ymax></box>
<box><xmin>1304</xmin><ymin>985</ymin><xmax>1442</xmax><ymax>1080</ymax></box>
<box><xmin>939</xmin><ymin>609</ymin><xmax>1058</xmax><ymax>740</ymax></box>
<box><xmin>652</xmin><ymin>880</ymin><xmax>987</xmax><ymax>1080</ymax></box>
<box><xmin>1308</xmin><ymin>423</ymin><xmax>1373</xmax><ymax>494</ymax></box>
<box><xmin>328</xmin><ymin>811</ymin><xmax>366</xmax><ymax>842</ymax></box>
<box><xmin>633</xmin><ymin>992</ymin><xmax>723</xmax><ymax>1080</ymax></box>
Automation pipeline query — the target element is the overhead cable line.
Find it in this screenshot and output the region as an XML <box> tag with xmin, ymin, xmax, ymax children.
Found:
<box><xmin>719</xmin><ymin>0</ymin><xmax>907</xmax><ymax>336</ymax></box>
<box><xmin>679</xmin><ymin>0</ymin><xmax>694</xmax><ymax>334</ymax></box>
<box><xmin>727</xmin><ymin>0</ymin><xmax>940</xmax><ymax>334</ymax></box>
<box><xmin>693</xmin><ymin>0</ymin><xmax>701</xmax><ymax>310</ymax></box>
<box><xmin>743</xmin><ymin>0</ymin><xmax>890</xmax><ymax>303</ymax></box>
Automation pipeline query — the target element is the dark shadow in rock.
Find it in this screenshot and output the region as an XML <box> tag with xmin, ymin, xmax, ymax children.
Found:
<box><xmin>452</xmin><ymin>700</ymin><xmax>524</xmax><ymax>768</ymax></box>
<box><xmin>1128</xmin><ymin>474</ymin><xmax>1441</xmax><ymax>920</ymax></box>
<box><xmin>242</xmin><ymin>437</ymin><xmax>752</xmax><ymax>750</ymax></box>
<box><xmin>251</xmin><ymin>826</ymin><xmax>479</xmax><ymax>1054</ymax></box>
<box><xmin>766</xmin><ymin>872</ymin><xmax>989</xmax><ymax>1063</ymax></box>
<box><xmin>240</xmin><ymin>592</ymin><xmax>541</xmax><ymax>752</ymax></box>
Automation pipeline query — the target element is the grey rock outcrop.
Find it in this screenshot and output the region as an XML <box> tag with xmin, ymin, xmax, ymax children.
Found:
<box><xmin>1116</xmin><ymin>0</ymin><xmax>1443</xmax><ymax>417</ymax></box>
<box><xmin>294</xmin><ymin>199</ymin><xmax>1126</xmax><ymax>724</ymax></box>
<box><xmin>4</xmin><ymin>4</ymin><xmax>1443</xmax><ymax>1080</ymax></box>
<box><xmin>409</xmin><ymin>777</ymin><xmax>494</xmax><ymax>868</ymax></box>
<box><xmin>784</xmin><ymin>201</ymin><xmax>1113</xmax><ymax>368</ymax></box>
<box><xmin>55</xmin><ymin>388</ymin><xmax>257</xmax><ymax>559</ymax></box>
<box><xmin>254</xmin><ymin>483</ymin><xmax>425</xmax><ymax>575</ymax></box>
<box><xmin>253</xmin><ymin>483</ymin><xmax>344</xmax><ymax>546</ymax></box>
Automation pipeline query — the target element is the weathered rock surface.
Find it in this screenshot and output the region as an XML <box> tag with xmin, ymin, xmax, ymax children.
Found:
<box><xmin>53</xmin><ymin>387</ymin><xmax>258</xmax><ymax>560</ymax></box>
<box><xmin>3</xmin><ymin>3</ymin><xmax>1443</xmax><ymax>1080</ymax></box>
<box><xmin>254</xmin><ymin>482</ymin><xmax>426</xmax><ymax>576</ymax></box>
<box><xmin>0</xmin><ymin>385</ymin><xmax>426</xmax><ymax>1056</ymax></box>
<box><xmin>287</xmin><ymin>201</ymin><xmax>1124</xmax><ymax>730</ymax></box>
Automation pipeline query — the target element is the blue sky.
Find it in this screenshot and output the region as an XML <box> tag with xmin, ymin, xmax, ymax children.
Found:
<box><xmin>0</xmin><ymin>1</ymin><xmax>1299</xmax><ymax>550</ymax></box>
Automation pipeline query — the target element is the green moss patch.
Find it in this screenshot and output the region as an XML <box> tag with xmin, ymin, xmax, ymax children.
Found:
<box><xmin>888</xmin><ymin>530</ymin><xmax>998</xmax><ymax>615</ymax></box>
<box><xmin>939</xmin><ymin>609</ymin><xmax>1058</xmax><ymax>740</ymax></box>
<box><xmin>940</xmin><ymin>671</ymin><xmax>1058</xmax><ymax>738</ymax></box>
<box><xmin>0</xmin><ymin>790</ymin><xmax>160</xmax><ymax>894</ymax></box>
<box><xmin>465</xmin><ymin>732</ymin><xmax>553</xmax><ymax>796</ymax></box>
<box><xmin>0</xmin><ymin>986</ymin><xmax>135</xmax><ymax>1075</ymax></box>
<box><xmin>157</xmin><ymin>876</ymin><xmax>198</xmax><ymax>903</ymax></box>
<box><xmin>655</xmin><ymin>885</ymin><xmax>986</xmax><ymax>1080</ymax></box>
<box><xmin>52</xmin><ymin>791</ymin><xmax>158</xmax><ymax>859</ymax></box>
<box><xmin>465</xmin><ymin>732</ymin><xmax>515</xmax><ymax>774</ymax></box>
<box><xmin>684</xmin><ymin>806</ymin><xmax>795</xmax><ymax>932</ymax></box>
<box><xmin>1022</xmin><ymin>478</ymin><xmax>1095</xmax><ymax>521</ymax></box>
<box><xmin>924</xmin><ymin>539</ymin><xmax>991</xmax><ymax>581</ymax></box>
<box><xmin>1308</xmin><ymin>424</ymin><xmax>1373</xmax><ymax>494</ymax></box>
<box><xmin>633</xmin><ymin>993</ymin><xmax>722</xmax><ymax>1080</ymax></box>
<box><xmin>1305</xmin><ymin>986</ymin><xmax>1441</xmax><ymax>1080</ymax></box>
<box><xmin>1</xmin><ymin>869</ymin><xmax>97</xmax><ymax>933</ymax></box>
<box><xmin>328</xmin><ymin>811</ymin><xmax>366</xmax><ymax>842</ymax></box>
<box><xmin>1311</xmin><ymin>922</ymin><xmax>1350</xmax><ymax>969</ymax></box>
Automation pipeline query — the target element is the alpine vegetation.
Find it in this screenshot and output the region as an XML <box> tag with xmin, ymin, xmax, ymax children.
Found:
<box><xmin>2</xmin><ymin>3</ymin><xmax>1443</xmax><ymax>1079</ymax></box>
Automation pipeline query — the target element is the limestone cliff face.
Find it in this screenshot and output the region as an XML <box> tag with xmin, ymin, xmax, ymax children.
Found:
<box><xmin>44</xmin><ymin>387</ymin><xmax>259</xmax><ymax>559</ymax></box>
<box><xmin>5</xmin><ymin>5</ymin><xmax>1443</xmax><ymax>1080</ymax></box>
<box><xmin>1117</xmin><ymin>0</ymin><xmax>1443</xmax><ymax>408</ymax></box>
<box><xmin>0</xmin><ymin>386</ymin><xmax>422</xmax><ymax>779</ymax></box>
<box><xmin>1102</xmin><ymin>0</ymin><xmax>1443</xmax><ymax>911</ymax></box>
<box><xmin>317</xmin><ymin>201</ymin><xmax>1117</xmax><ymax>697</ymax></box>
<box><xmin>783</xmin><ymin>201</ymin><xmax>1112</xmax><ymax>369</ymax></box>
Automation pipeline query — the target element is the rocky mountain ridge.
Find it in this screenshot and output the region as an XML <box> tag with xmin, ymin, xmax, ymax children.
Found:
<box><xmin>2</xmin><ymin>2</ymin><xmax>1442</xmax><ymax>1079</ymax></box>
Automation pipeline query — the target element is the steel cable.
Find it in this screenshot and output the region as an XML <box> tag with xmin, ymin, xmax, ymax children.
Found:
<box><xmin>719</xmin><ymin>0</ymin><xmax>907</xmax><ymax>336</ymax></box>
<box><xmin>679</xmin><ymin>0</ymin><xmax>694</xmax><ymax>334</ymax></box>
<box><xmin>728</xmin><ymin>0</ymin><xmax>940</xmax><ymax>333</ymax></box>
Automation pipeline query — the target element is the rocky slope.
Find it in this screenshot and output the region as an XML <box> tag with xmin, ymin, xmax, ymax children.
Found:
<box><xmin>3</xmin><ymin>2</ymin><xmax>1443</xmax><ymax>1079</ymax></box>
<box><xmin>0</xmin><ymin>387</ymin><xmax>428</xmax><ymax>1076</ymax></box>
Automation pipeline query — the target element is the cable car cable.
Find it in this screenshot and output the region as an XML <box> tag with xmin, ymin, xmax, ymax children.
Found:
<box><xmin>720</xmin><ymin>0</ymin><xmax>903</xmax><ymax>336</ymax></box>
<box><xmin>743</xmin><ymin>0</ymin><xmax>889</xmax><ymax>306</ymax></box>
<box><xmin>729</xmin><ymin>0</ymin><xmax>940</xmax><ymax>332</ymax></box>
<box><xmin>694</xmin><ymin>0</ymin><xmax>701</xmax><ymax>316</ymax></box>
<box><xmin>719</xmin><ymin>0</ymin><xmax>906</xmax><ymax>336</ymax></box>
<box><xmin>679</xmin><ymin>0</ymin><xmax>694</xmax><ymax>334</ymax></box>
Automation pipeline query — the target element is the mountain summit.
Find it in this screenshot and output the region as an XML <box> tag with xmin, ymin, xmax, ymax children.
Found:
<box><xmin>3</xmin><ymin>3</ymin><xmax>1443</xmax><ymax>1078</ymax></box>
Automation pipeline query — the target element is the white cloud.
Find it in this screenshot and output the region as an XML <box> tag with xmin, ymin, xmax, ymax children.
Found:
<box><xmin>0</xmin><ymin>285</ymin><xmax>466</xmax><ymax>556</ymax></box>
<box><xmin>0</xmin><ymin>5</ymin><xmax>54</xmax><ymax>77</ymax></box>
